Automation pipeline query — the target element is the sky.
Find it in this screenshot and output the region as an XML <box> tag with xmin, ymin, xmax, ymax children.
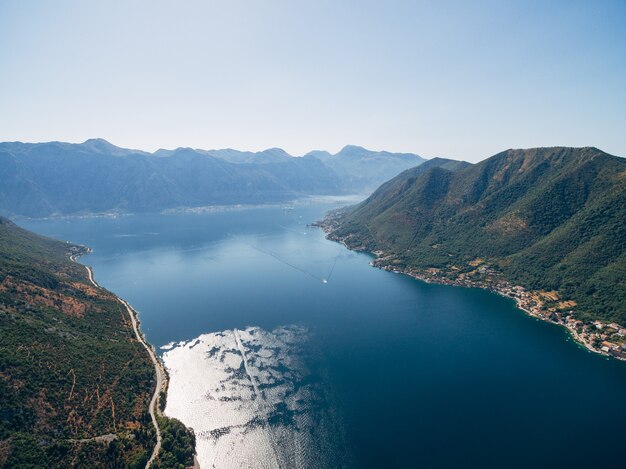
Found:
<box><xmin>1</xmin><ymin>0</ymin><xmax>625</xmax><ymax>162</ymax></box>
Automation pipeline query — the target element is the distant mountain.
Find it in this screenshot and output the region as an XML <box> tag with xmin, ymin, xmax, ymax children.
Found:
<box><xmin>154</xmin><ymin>147</ymin><xmax>293</xmax><ymax>164</ymax></box>
<box><xmin>325</xmin><ymin>147</ymin><xmax>626</xmax><ymax>325</ymax></box>
<box><xmin>0</xmin><ymin>139</ymin><xmax>429</xmax><ymax>217</ymax></box>
<box><xmin>306</xmin><ymin>145</ymin><xmax>425</xmax><ymax>191</ymax></box>
<box><xmin>0</xmin><ymin>140</ymin><xmax>345</xmax><ymax>217</ymax></box>
<box><xmin>206</xmin><ymin>148</ymin><xmax>293</xmax><ymax>164</ymax></box>
<box><xmin>79</xmin><ymin>138</ymin><xmax>151</xmax><ymax>156</ymax></box>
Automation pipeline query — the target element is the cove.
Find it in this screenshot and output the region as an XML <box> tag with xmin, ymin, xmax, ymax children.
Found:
<box><xmin>21</xmin><ymin>200</ymin><xmax>626</xmax><ymax>468</ymax></box>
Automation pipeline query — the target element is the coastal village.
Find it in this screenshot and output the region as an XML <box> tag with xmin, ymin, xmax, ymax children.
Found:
<box><xmin>371</xmin><ymin>253</ymin><xmax>626</xmax><ymax>361</ymax></box>
<box><xmin>316</xmin><ymin>213</ymin><xmax>626</xmax><ymax>362</ymax></box>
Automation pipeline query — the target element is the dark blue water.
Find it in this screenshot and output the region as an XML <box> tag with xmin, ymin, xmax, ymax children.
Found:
<box><xmin>22</xmin><ymin>202</ymin><xmax>626</xmax><ymax>468</ymax></box>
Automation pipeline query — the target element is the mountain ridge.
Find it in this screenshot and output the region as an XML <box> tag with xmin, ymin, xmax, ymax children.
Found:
<box><xmin>0</xmin><ymin>139</ymin><xmax>427</xmax><ymax>217</ymax></box>
<box><xmin>305</xmin><ymin>144</ymin><xmax>425</xmax><ymax>192</ymax></box>
<box><xmin>322</xmin><ymin>146</ymin><xmax>626</xmax><ymax>328</ymax></box>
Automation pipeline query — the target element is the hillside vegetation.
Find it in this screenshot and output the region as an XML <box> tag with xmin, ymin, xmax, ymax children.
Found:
<box><xmin>0</xmin><ymin>216</ymin><xmax>194</xmax><ymax>467</ymax></box>
<box><xmin>329</xmin><ymin>147</ymin><xmax>626</xmax><ymax>325</ymax></box>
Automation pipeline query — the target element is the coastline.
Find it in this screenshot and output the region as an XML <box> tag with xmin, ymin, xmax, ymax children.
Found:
<box><xmin>374</xmin><ymin>261</ymin><xmax>625</xmax><ymax>362</ymax></box>
<box><xmin>70</xmin><ymin>246</ymin><xmax>167</xmax><ymax>468</ymax></box>
<box><xmin>11</xmin><ymin>194</ymin><xmax>367</xmax><ymax>222</ymax></box>
<box><xmin>315</xmin><ymin>220</ymin><xmax>626</xmax><ymax>363</ymax></box>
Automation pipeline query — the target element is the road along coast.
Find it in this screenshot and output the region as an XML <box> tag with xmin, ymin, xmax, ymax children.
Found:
<box><xmin>71</xmin><ymin>249</ymin><xmax>166</xmax><ymax>468</ymax></box>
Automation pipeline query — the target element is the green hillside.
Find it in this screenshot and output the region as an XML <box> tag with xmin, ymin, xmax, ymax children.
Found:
<box><xmin>327</xmin><ymin>147</ymin><xmax>626</xmax><ymax>325</ymax></box>
<box><xmin>0</xmin><ymin>217</ymin><xmax>194</xmax><ymax>467</ymax></box>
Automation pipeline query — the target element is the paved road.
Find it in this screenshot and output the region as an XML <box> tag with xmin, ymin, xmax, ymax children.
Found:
<box><xmin>78</xmin><ymin>258</ymin><xmax>164</xmax><ymax>468</ymax></box>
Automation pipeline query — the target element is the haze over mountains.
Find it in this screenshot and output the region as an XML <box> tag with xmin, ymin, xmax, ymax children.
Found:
<box><xmin>326</xmin><ymin>147</ymin><xmax>626</xmax><ymax>325</ymax></box>
<box><xmin>305</xmin><ymin>145</ymin><xmax>426</xmax><ymax>192</ymax></box>
<box><xmin>0</xmin><ymin>139</ymin><xmax>424</xmax><ymax>218</ymax></box>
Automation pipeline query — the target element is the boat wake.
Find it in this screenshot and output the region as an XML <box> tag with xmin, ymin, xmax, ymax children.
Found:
<box><xmin>247</xmin><ymin>242</ymin><xmax>343</xmax><ymax>284</ymax></box>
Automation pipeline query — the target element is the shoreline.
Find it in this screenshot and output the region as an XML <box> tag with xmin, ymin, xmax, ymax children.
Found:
<box><xmin>314</xmin><ymin>222</ymin><xmax>626</xmax><ymax>363</ymax></box>
<box><xmin>12</xmin><ymin>194</ymin><xmax>368</xmax><ymax>222</ymax></box>
<box><xmin>375</xmin><ymin>261</ymin><xmax>625</xmax><ymax>362</ymax></box>
<box><xmin>70</xmin><ymin>246</ymin><xmax>166</xmax><ymax>468</ymax></box>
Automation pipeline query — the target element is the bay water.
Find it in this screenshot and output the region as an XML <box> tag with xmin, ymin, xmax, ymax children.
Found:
<box><xmin>21</xmin><ymin>200</ymin><xmax>626</xmax><ymax>468</ymax></box>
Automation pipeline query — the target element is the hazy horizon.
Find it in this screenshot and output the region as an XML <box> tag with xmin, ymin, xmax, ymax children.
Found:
<box><xmin>2</xmin><ymin>0</ymin><xmax>625</xmax><ymax>162</ymax></box>
<box><xmin>0</xmin><ymin>136</ymin><xmax>427</xmax><ymax>157</ymax></box>
<box><xmin>3</xmin><ymin>137</ymin><xmax>624</xmax><ymax>163</ymax></box>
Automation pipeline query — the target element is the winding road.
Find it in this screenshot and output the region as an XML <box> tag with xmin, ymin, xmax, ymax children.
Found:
<box><xmin>75</xmin><ymin>256</ymin><xmax>164</xmax><ymax>468</ymax></box>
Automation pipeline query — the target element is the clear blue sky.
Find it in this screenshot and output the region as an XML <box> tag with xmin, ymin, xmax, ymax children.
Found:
<box><xmin>1</xmin><ymin>0</ymin><xmax>625</xmax><ymax>161</ymax></box>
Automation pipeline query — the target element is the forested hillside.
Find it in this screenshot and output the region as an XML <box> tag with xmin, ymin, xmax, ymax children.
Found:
<box><xmin>0</xmin><ymin>217</ymin><xmax>194</xmax><ymax>467</ymax></box>
<box><xmin>327</xmin><ymin>147</ymin><xmax>626</xmax><ymax>325</ymax></box>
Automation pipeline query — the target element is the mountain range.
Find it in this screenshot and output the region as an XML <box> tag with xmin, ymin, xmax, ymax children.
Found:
<box><xmin>324</xmin><ymin>147</ymin><xmax>626</xmax><ymax>325</ymax></box>
<box><xmin>0</xmin><ymin>139</ymin><xmax>424</xmax><ymax>218</ymax></box>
